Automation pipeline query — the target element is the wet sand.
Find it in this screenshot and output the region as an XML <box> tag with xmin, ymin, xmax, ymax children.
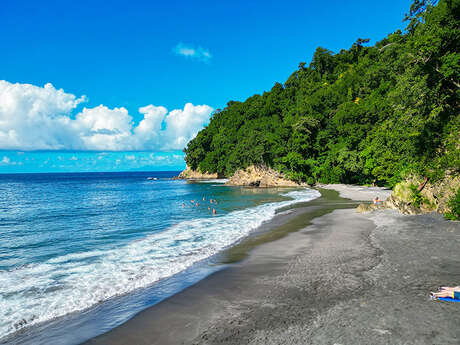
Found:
<box><xmin>86</xmin><ymin>187</ymin><xmax>460</xmax><ymax>345</ymax></box>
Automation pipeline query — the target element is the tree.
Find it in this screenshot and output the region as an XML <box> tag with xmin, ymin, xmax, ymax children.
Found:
<box><xmin>183</xmin><ymin>0</ymin><xmax>459</xmax><ymax>187</ymax></box>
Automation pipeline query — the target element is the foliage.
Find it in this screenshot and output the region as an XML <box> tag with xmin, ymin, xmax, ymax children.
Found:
<box><xmin>445</xmin><ymin>188</ymin><xmax>460</xmax><ymax>220</ymax></box>
<box><xmin>184</xmin><ymin>0</ymin><xmax>459</xmax><ymax>187</ymax></box>
<box><xmin>409</xmin><ymin>184</ymin><xmax>423</xmax><ymax>208</ymax></box>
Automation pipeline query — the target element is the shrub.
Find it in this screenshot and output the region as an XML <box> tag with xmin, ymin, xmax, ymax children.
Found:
<box><xmin>445</xmin><ymin>188</ymin><xmax>460</xmax><ymax>221</ymax></box>
<box><xmin>409</xmin><ymin>184</ymin><xmax>423</xmax><ymax>208</ymax></box>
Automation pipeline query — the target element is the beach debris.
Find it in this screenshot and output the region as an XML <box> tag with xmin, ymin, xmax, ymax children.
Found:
<box><xmin>372</xmin><ymin>328</ymin><xmax>392</xmax><ymax>335</ymax></box>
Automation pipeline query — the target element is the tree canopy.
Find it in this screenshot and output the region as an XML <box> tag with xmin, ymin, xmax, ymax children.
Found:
<box><xmin>184</xmin><ymin>0</ymin><xmax>459</xmax><ymax>187</ymax></box>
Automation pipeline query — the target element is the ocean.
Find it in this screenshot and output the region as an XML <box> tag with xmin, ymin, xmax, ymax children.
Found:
<box><xmin>0</xmin><ymin>171</ymin><xmax>319</xmax><ymax>344</ymax></box>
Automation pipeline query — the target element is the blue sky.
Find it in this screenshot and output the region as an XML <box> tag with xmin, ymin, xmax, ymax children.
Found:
<box><xmin>0</xmin><ymin>0</ymin><xmax>412</xmax><ymax>173</ymax></box>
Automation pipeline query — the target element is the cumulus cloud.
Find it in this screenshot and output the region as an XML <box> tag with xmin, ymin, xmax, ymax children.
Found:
<box><xmin>0</xmin><ymin>156</ymin><xmax>22</xmax><ymax>166</ymax></box>
<box><xmin>162</xmin><ymin>103</ymin><xmax>214</xmax><ymax>149</ymax></box>
<box><xmin>0</xmin><ymin>80</ymin><xmax>213</xmax><ymax>151</ymax></box>
<box><xmin>173</xmin><ymin>43</ymin><xmax>212</xmax><ymax>62</ymax></box>
<box><xmin>0</xmin><ymin>81</ymin><xmax>87</xmax><ymax>150</ymax></box>
<box><xmin>0</xmin><ymin>156</ymin><xmax>11</xmax><ymax>165</ymax></box>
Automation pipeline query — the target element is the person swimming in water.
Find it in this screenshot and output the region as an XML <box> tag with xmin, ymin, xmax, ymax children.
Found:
<box><xmin>212</xmin><ymin>208</ymin><xmax>216</xmax><ymax>215</ymax></box>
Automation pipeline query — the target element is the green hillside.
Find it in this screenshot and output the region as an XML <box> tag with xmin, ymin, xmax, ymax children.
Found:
<box><xmin>184</xmin><ymin>0</ymin><xmax>459</xmax><ymax>187</ymax></box>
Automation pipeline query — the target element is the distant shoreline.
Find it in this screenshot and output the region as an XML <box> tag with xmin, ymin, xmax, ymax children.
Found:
<box><xmin>0</xmin><ymin>170</ymin><xmax>182</xmax><ymax>176</ymax></box>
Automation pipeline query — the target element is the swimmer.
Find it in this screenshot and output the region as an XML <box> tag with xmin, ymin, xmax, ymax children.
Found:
<box><xmin>191</xmin><ymin>200</ymin><xmax>194</xmax><ymax>203</ymax></box>
<box><xmin>212</xmin><ymin>208</ymin><xmax>216</xmax><ymax>215</ymax></box>
<box><xmin>208</xmin><ymin>206</ymin><xmax>211</xmax><ymax>211</ymax></box>
<box><xmin>210</xmin><ymin>199</ymin><xmax>213</xmax><ymax>204</ymax></box>
<box><xmin>203</xmin><ymin>197</ymin><xmax>206</xmax><ymax>201</ymax></box>
<box><xmin>196</xmin><ymin>202</ymin><xmax>199</xmax><ymax>206</ymax></box>
<box><xmin>182</xmin><ymin>203</ymin><xmax>185</xmax><ymax>208</ymax></box>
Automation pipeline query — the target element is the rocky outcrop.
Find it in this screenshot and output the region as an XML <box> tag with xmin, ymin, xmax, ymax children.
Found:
<box><xmin>382</xmin><ymin>195</ymin><xmax>422</xmax><ymax>215</ymax></box>
<box><xmin>357</xmin><ymin>172</ymin><xmax>459</xmax><ymax>216</ymax></box>
<box><xmin>176</xmin><ymin>166</ymin><xmax>218</xmax><ymax>179</ymax></box>
<box><xmin>357</xmin><ymin>196</ymin><xmax>421</xmax><ymax>215</ymax></box>
<box><xmin>225</xmin><ymin>164</ymin><xmax>303</xmax><ymax>187</ymax></box>
<box><xmin>356</xmin><ymin>202</ymin><xmax>389</xmax><ymax>213</ymax></box>
<box><xmin>384</xmin><ymin>173</ymin><xmax>459</xmax><ymax>215</ymax></box>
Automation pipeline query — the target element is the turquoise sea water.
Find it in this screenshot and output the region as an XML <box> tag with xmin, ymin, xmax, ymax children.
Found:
<box><xmin>0</xmin><ymin>172</ymin><xmax>319</xmax><ymax>343</ymax></box>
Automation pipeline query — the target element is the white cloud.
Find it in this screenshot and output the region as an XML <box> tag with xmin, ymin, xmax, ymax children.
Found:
<box><xmin>0</xmin><ymin>80</ymin><xmax>213</xmax><ymax>151</ymax></box>
<box><xmin>97</xmin><ymin>152</ymin><xmax>107</xmax><ymax>160</ymax></box>
<box><xmin>0</xmin><ymin>155</ymin><xmax>22</xmax><ymax>166</ymax></box>
<box><xmin>162</xmin><ymin>103</ymin><xmax>213</xmax><ymax>149</ymax></box>
<box><xmin>0</xmin><ymin>156</ymin><xmax>11</xmax><ymax>165</ymax></box>
<box><xmin>0</xmin><ymin>81</ymin><xmax>87</xmax><ymax>150</ymax></box>
<box><xmin>173</xmin><ymin>43</ymin><xmax>212</xmax><ymax>62</ymax></box>
<box><xmin>73</xmin><ymin>105</ymin><xmax>134</xmax><ymax>151</ymax></box>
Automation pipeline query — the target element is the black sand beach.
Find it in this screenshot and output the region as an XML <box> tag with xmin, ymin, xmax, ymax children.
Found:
<box><xmin>86</xmin><ymin>186</ymin><xmax>460</xmax><ymax>345</ymax></box>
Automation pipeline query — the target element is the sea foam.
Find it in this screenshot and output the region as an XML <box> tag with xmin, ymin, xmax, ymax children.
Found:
<box><xmin>0</xmin><ymin>188</ymin><xmax>319</xmax><ymax>340</ymax></box>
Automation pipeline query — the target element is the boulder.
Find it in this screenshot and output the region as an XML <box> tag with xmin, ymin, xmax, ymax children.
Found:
<box><xmin>356</xmin><ymin>203</ymin><xmax>373</xmax><ymax>213</ymax></box>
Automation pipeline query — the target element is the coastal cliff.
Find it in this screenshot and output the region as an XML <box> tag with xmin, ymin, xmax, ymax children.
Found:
<box><xmin>181</xmin><ymin>0</ymin><xmax>458</xmax><ymax>219</ymax></box>
<box><xmin>178</xmin><ymin>164</ymin><xmax>304</xmax><ymax>187</ymax></box>
<box><xmin>225</xmin><ymin>164</ymin><xmax>304</xmax><ymax>187</ymax></box>
<box><xmin>177</xmin><ymin>166</ymin><xmax>219</xmax><ymax>179</ymax></box>
<box><xmin>183</xmin><ymin>0</ymin><xmax>458</xmax><ymax>197</ymax></box>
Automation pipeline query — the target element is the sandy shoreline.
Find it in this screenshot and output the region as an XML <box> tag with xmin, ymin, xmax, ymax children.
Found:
<box><xmin>86</xmin><ymin>185</ymin><xmax>460</xmax><ymax>345</ymax></box>
<box><xmin>316</xmin><ymin>183</ymin><xmax>392</xmax><ymax>201</ymax></box>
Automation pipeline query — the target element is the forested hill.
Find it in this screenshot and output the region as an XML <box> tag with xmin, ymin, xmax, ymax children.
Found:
<box><xmin>184</xmin><ymin>0</ymin><xmax>459</xmax><ymax>187</ymax></box>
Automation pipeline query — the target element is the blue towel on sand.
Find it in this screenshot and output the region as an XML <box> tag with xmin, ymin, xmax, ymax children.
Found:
<box><xmin>437</xmin><ymin>297</ymin><xmax>460</xmax><ymax>302</ymax></box>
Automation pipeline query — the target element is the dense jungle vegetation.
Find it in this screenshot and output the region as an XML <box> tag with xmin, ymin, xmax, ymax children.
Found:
<box><xmin>184</xmin><ymin>0</ymin><xmax>459</xmax><ymax>187</ymax></box>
